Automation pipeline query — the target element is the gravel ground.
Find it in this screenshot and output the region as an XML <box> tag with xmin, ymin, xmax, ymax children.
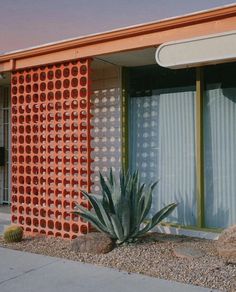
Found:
<box><xmin>0</xmin><ymin>233</ymin><xmax>235</xmax><ymax>292</ymax></box>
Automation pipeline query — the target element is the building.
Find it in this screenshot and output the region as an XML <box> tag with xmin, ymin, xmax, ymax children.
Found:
<box><xmin>0</xmin><ymin>4</ymin><xmax>236</xmax><ymax>239</ymax></box>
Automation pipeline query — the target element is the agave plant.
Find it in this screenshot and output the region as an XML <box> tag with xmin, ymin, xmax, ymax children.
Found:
<box><xmin>74</xmin><ymin>169</ymin><xmax>177</xmax><ymax>244</ymax></box>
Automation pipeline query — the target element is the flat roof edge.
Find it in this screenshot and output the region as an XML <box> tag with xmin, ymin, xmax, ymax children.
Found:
<box><xmin>1</xmin><ymin>3</ymin><xmax>236</xmax><ymax>64</ymax></box>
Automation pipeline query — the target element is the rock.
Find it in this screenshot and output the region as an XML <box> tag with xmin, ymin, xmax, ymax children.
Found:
<box><xmin>142</xmin><ymin>232</ymin><xmax>187</xmax><ymax>243</ymax></box>
<box><xmin>217</xmin><ymin>225</ymin><xmax>236</xmax><ymax>264</ymax></box>
<box><xmin>71</xmin><ymin>232</ymin><xmax>114</xmax><ymax>254</ymax></box>
<box><xmin>173</xmin><ymin>246</ymin><xmax>205</xmax><ymax>259</ymax></box>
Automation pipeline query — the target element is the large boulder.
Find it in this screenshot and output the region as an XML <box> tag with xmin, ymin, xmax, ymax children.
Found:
<box><xmin>217</xmin><ymin>225</ymin><xmax>236</xmax><ymax>264</ymax></box>
<box><xmin>71</xmin><ymin>232</ymin><xmax>114</xmax><ymax>254</ymax></box>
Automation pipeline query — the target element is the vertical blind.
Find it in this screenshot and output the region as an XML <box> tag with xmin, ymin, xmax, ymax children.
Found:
<box><xmin>130</xmin><ymin>86</ymin><xmax>196</xmax><ymax>225</ymax></box>
<box><xmin>204</xmin><ymin>84</ymin><xmax>236</xmax><ymax>228</ymax></box>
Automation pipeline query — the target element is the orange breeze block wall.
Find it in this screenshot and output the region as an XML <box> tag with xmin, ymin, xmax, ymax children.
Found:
<box><xmin>11</xmin><ymin>59</ymin><xmax>93</xmax><ymax>239</ymax></box>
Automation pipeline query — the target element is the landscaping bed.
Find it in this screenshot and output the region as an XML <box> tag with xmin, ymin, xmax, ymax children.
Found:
<box><xmin>0</xmin><ymin>232</ymin><xmax>235</xmax><ymax>291</ymax></box>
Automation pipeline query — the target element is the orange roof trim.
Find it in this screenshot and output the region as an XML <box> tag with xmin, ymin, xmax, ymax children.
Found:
<box><xmin>1</xmin><ymin>4</ymin><xmax>236</xmax><ymax>72</ymax></box>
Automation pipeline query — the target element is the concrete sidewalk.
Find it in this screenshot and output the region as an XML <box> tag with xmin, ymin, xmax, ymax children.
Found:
<box><xmin>0</xmin><ymin>247</ymin><xmax>218</xmax><ymax>292</ymax></box>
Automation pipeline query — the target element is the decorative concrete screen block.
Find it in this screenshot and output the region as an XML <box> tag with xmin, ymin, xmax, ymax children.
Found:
<box><xmin>91</xmin><ymin>64</ymin><xmax>121</xmax><ymax>193</ymax></box>
<box><xmin>11</xmin><ymin>59</ymin><xmax>92</xmax><ymax>239</ymax></box>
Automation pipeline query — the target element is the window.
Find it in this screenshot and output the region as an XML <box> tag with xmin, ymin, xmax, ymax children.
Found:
<box><xmin>204</xmin><ymin>63</ymin><xmax>236</xmax><ymax>228</ymax></box>
<box><xmin>127</xmin><ymin>63</ymin><xmax>236</xmax><ymax>229</ymax></box>
<box><xmin>129</xmin><ymin>66</ymin><xmax>196</xmax><ymax>225</ymax></box>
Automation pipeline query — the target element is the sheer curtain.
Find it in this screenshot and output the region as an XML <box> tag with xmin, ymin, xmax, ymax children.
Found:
<box><xmin>204</xmin><ymin>84</ymin><xmax>236</xmax><ymax>228</ymax></box>
<box><xmin>130</xmin><ymin>86</ymin><xmax>196</xmax><ymax>225</ymax></box>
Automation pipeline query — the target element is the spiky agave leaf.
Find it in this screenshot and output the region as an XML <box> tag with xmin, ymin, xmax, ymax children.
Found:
<box><xmin>129</xmin><ymin>181</ymin><xmax>146</xmax><ymax>235</ymax></box>
<box><xmin>80</xmin><ymin>190</ymin><xmax>106</xmax><ymax>225</ymax></box>
<box><xmin>99</xmin><ymin>172</ymin><xmax>115</xmax><ymax>214</ymax></box>
<box><xmin>138</xmin><ymin>182</ymin><xmax>156</xmax><ymax>224</ymax></box>
<box><xmin>73</xmin><ymin>168</ymin><xmax>177</xmax><ymax>244</ymax></box>
<box><xmin>121</xmin><ymin>198</ymin><xmax>131</xmax><ymax>239</ymax></box>
<box><xmin>136</xmin><ymin>203</ymin><xmax>178</xmax><ymax>237</ymax></box>
<box><xmin>74</xmin><ymin>191</ymin><xmax>116</xmax><ymax>238</ymax></box>
<box><xmin>110</xmin><ymin>213</ymin><xmax>124</xmax><ymax>242</ymax></box>
<box><xmin>73</xmin><ymin>206</ymin><xmax>110</xmax><ymax>236</ymax></box>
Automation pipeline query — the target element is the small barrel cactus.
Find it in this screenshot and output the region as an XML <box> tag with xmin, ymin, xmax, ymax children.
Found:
<box><xmin>4</xmin><ymin>226</ymin><xmax>23</xmax><ymax>243</ymax></box>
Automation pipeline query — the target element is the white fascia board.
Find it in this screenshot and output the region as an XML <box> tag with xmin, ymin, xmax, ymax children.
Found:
<box><xmin>155</xmin><ymin>30</ymin><xmax>236</xmax><ymax>69</ymax></box>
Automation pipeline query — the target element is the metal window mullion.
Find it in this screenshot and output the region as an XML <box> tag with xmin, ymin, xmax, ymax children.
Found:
<box><xmin>196</xmin><ymin>67</ymin><xmax>205</xmax><ymax>228</ymax></box>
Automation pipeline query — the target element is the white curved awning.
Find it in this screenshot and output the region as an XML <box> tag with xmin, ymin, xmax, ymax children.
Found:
<box><xmin>155</xmin><ymin>30</ymin><xmax>236</xmax><ymax>69</ymax></box>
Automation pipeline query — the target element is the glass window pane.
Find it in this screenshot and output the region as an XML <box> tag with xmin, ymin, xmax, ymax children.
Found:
<box><xmin>129</xmin><ymin>66</ymin><xmax>196</xmax><ymax>225</ymax></box>
<box><xmin>204</xmin><ymin>63</ymin><xmax>236</xmax><ymax>228</ymax></box>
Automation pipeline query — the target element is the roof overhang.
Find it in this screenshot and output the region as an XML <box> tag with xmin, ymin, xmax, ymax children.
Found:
<box><xmin>155</xmin><ymin>30</ymin><xmax>236</xmax><ymax>69</ymax></box>
<box><xmin>1</xmin><ymin>4</ymin><xmax>236</xmax><ymax>73</ymax></box>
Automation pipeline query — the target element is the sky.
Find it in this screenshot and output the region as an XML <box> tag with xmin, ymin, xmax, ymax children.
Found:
<box><xmin>0</xmin><ymin>0</ymin><xmax>235</xmax><ymax>53</ymax></box>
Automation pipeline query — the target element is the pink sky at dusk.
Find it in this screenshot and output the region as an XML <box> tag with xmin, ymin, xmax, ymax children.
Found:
<box><xmin>0</xmin><ymin>0</ymin><xmax>235</xmax><ymax>53</ymax></box>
